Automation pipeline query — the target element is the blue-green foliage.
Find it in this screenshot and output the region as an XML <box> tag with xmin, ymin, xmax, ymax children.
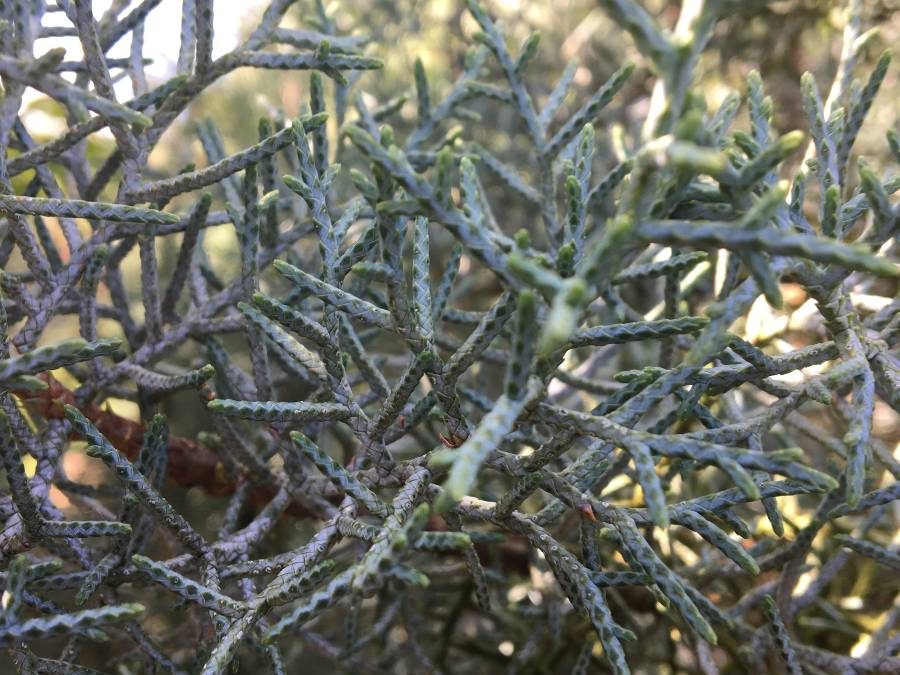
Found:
<box><xmin>0</xmin><ymin>0</ymin><xmax>897</xmax><ymax>673</ymax></box>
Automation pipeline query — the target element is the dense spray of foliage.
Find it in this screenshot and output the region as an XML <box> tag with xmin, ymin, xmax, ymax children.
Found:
<box><xmin>0</xmin><ymin>0</ymin><xmax>898</xmax><ymax>673</ymax></box>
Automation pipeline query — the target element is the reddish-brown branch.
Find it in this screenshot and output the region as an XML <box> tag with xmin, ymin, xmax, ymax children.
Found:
<box><xmin>15</xmin><ymin>375</ymin><xmax>330</xmax><ymax>518</ymax></box>
<box><xmin>12</xmin><ymin>376</ymin><xmax>565</xmax><ymax>576</ymax></box>
<box><xmin>15</xmin><ymin>374</ymin><xmax>240</xmax><ymax>497</ymax></box>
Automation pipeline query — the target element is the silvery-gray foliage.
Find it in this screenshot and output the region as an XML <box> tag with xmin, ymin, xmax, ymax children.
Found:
<box><xmin>0</xmin><ymin>0</ymin><xmax>897</xmax><ymax>673</ymax></box>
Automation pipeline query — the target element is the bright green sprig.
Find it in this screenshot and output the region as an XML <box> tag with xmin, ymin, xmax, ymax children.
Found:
<box><xmin>438</xmin><ymin>377</ymin><xmax>543</xmax><ymax>507</ymax></box>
